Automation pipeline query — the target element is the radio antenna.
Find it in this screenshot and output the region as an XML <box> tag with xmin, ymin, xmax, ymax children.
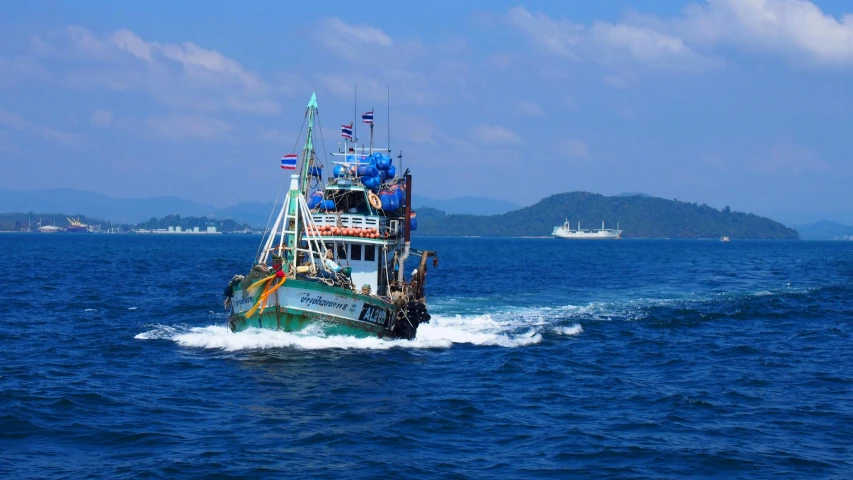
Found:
<box><xmin>387</xmin><ymin>85</ymin><xmax>391</xmax><ymax>152</ymax></box>
<box><xmin>353</xmin><ymin>84</ymin><xmax>358</xmax><ymax>145</ymax></box>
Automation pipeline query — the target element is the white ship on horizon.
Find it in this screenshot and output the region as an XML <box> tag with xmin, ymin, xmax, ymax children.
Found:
<box><xmin>552</xmin><ymin>219</ymin><xmax>622</xmax><ymax>240</ymax></box>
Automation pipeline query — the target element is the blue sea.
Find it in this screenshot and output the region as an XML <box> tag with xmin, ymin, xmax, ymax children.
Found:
<box><xmin>1</xmin><ymin>234</ymin><xmax>852</xmax><ymax>478</ymax></box>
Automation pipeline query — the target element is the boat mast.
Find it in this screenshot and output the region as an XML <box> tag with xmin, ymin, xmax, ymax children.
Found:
<box><xmin>299</xmin><ymin>93</ymin><xmax>319</xmax><ymax>196</ymax></box>
<box><xmin>353</xmin><ymin>85</ymin><xmax>358</xmax><ymax>149</ymax></box>
<box><xmin>279</xmin><ymin>93</ymin><xmax>319</xmax><ymax>273</ymax></box>
<box><xmin>397</xmin><ymin>173</ymin><xmax>413</xmax><ymax>286</ymax></box>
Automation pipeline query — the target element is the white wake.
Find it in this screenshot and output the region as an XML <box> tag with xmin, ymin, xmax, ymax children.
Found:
<box><xmin>134</xmin><ymin>305</ymin><xmax>590</xmax><ymax>351</ymax></box>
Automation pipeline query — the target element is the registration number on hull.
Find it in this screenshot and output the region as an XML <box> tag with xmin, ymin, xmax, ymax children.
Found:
<box><xmin>358</xmin><ymin>303</ymin><xmax>392</xmax><ymax>328</ymax></box>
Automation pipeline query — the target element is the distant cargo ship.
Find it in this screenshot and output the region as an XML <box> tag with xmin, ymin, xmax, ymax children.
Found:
<box><xmin>66</xmin><ymin>217</ymin><xmax>90</xmax><ymax>233</ymax></box>
<box><xmin>552</xmin><ymin>220</ymin><xmax>622</xmax><ymax>240</ymax></box>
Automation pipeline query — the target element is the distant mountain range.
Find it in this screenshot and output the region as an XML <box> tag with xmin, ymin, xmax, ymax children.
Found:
<box><xmin>790</xmin><ymin>220</ymin><xmax>853</xmax><ymax>240</ymax></box>
<box><xmin>0</xmin><ymin>188</ymin><xmax>520</xmax><ymax>226</ymax></box>
<box><xmin>0</xmin><ymin>188</ymin><xmax>216</xmax><ymax>224</ymax></box>
<box><xmin>414</xmin><ymin>192</ymin><xmax>799</xmax><ymax>239</ymax></box>
<box><xmin>5</xmin><ymin>188</ymin><xmax>844</xmax><ymax>239</ymax></box>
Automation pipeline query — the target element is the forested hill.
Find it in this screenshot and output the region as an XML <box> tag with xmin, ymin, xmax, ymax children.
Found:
<box><xmin>413</xmin><ymin>192</ymin><xmax>799</xmax><ymax>239</ymax></box>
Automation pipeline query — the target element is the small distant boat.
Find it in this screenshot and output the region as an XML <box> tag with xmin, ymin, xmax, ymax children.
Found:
<box><xmin>720</xmin><ymin>236</ymin><xmax>730</xmax><ymax>242</ymax></box>
<box><xmin>36</xmin><ymin>218</ymin><xmax>63</xmax><ymax>233</ymax></box>
<box><xmin>552</xmin><ymin>220</ymin><xmax>622</xmax><ymax>240</ymax></box>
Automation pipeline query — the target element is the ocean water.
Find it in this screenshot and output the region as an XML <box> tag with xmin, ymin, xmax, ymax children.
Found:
<box><xmin>1</xmin><ymin>234</ymin><xmax>852</xmax><ymax>478</ymax></box>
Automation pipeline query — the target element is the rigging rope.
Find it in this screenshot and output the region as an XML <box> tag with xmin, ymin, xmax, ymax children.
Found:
<box><xmin>254</xmin><ymin>114</ymin><xmax>309</xmax><ymax>262</ymax></box>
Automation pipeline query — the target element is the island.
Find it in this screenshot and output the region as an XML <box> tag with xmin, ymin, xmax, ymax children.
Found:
<box><xmin>412</xmin><ymin>192</ymin><xmax>799</xmax><ymax>239</ymax></box>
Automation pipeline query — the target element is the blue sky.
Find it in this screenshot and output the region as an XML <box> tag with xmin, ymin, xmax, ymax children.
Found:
<box><xmin>1</xmin><ymin>0</ymin><xmax>852</xmax><ymax>223</ymax></box>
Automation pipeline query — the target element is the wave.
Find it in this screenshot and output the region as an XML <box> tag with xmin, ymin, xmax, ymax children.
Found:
<box><xmin>553</xmin><ymin>324</ymin><xmax>583</xmax><ymax>336</ymax></box>
<box><xmin>135</xmin><ymin>311</ymin><xmax>548</xmax><ymax>352</ymax></box>
<box><xmin>537</xmin><ymin>285</ymin><xmax>822</xmax><ymax>324</ymax></box>
<box><xmin>135</xmin><ymin>285</ymin><xmax>821</xmax><ymax>352</ymax></box>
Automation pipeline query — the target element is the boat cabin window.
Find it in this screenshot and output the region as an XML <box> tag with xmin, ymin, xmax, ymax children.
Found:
<box><xmin>325</xmin><ymin>243</ymin><xmax>347</xmax><ymax>260</ymax></box>
<box><xmin>364</xmin><ymin>245</ymin><xmax>376</xmax><ymax>262</ymax></box>
<box><xmin>328</xmin><ymin>190</ymin><xmax>368</xmax><ymax>213</ymax></box>
<box><xmin>351</xmin><ymin>244</ymin><xmax>362</xmax><ymax>261</ymax></box>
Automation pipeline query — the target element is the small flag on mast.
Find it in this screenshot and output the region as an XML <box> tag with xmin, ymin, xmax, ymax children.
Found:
<box><xmin>362</xmin><ymin>110</ymin><xmax>374</xmax><ymax>125</ymax></box>
<box><xmin>341</xmin><ymin>123</ymin><xmax>353</xmax><ymax>140</ymax></box>
<box><xmin>281</xmin><ymin>153</ymin><xmax>298</xmax><ymax>170</ymax></box>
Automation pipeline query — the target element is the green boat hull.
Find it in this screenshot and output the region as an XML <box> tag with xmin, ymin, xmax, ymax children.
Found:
<box><xmin>227</xmin><ymin>277</ymin><xmax>409</xmax><ymax>339</ymax></box>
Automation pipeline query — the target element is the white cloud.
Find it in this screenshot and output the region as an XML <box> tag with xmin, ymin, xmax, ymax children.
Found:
<box><xmin>90</xmin><ymin>109</ymin><xmax>113</xmax><ymax>127</ymax></box>
<box><xmin>507</xmin><ymin>6</ymin><xmax>722</xmax><ymax>75</ymax></box>
<box><xmin>315</xmin><ymin>18</ymin><xmax>394</xmax><ymax>62</ymax></box>
<box><xmin>158</xmin><ymin>41</ymin><xmax>264</xmax><ymax>92</ymax></box>
<box><xmin>515</xmin><ymin>100</ymin><xmax>544</xmax><ymax>117</ymax></box>
<box><xmin>509</xmin><ymin>1</ymin><xmax>853</xmax><ymax>73</ymax></box>
<box><xmin>506</xmin><ymin>7</ymin><xmax>582</xmax><ymax>59</ymax></box>
<box><xmin>554</xmin><ymin>138</ymin><xmax>590</xmax><ymax>159</ymax></box>
<box><xmin>674</xmin><ymin>0</ymin><xmax>853</xmax><ymax>66</ymax></box>
<box><xmin>28</xmin><ymin>25</ymin><xmax>278</xmax><ymax>114</ymax></box>
<box><xmin>589</xmin><ymin>21</ymin><xmax>720</xmax><ymax>72</ymax></box>
<box><xmin>0</xmin><ymin>107</ymin><xmax>87</xmax><ymax>147</ymax></box>
<box><xmin>469</xmin><ymin>125</ymin><xmax>524</xmax><ymax>146</ymax></box>
<box><xmin>320</xmin><ymin>18</ymin><xmax>392</xmax><ymax>45</ymax></box>
<box><xmin>108</xmin><ymin>29</ymin><xmax>152</xmax><ymax>61</ymax></box>
<box><xmin>64</xmin><ymin>25</ymin><xmax>115</xmax><ymax>59</ymax></box>
<box><xmin>312</xmin><ymin>18</ymin><xmax>472</xmax><ymax>106</ymax></box>
<box><xmin>145</xmin><ymin>114</ymin><xmax>233</xmax><ymax>141</ymax></box>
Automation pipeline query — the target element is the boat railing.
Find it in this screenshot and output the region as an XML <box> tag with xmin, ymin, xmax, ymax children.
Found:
<box><xmin>332</xmin><ymin>147</ymin><xmax>391</xmax><ymax>155</ymax></box>
<box><xmin>311</xmin><ymin>214</ymin><xmax>383</xmax><ymax>231</ymax></box>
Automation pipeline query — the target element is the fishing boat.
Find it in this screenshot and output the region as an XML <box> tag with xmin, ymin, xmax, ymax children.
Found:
<box><xmin>223</xmin><ymin>93</ymin><xmax>437</xmax><ymax>339</ymax></box>
<box><xmin>552</xmin><ymin>220</ymin><xmax>622</xmax><ymax>239</ymax></box>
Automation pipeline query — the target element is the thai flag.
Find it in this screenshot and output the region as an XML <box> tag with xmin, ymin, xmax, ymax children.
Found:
<box><xmin>341</xmin><ymin>124</ymin><xmax>353</xmax><ymax>140</ymax></box>
<box><xmin>281</xmin><ymin>153</ymin><xmax>298</xmax><ymax>170</ymax></box>
<box><xmin>362</xmin><ymin>110</ymin><xmax>373</xmax><ymax>125</ymax></box>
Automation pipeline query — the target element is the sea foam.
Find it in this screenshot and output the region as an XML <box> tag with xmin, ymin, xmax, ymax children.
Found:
<box><xmin>135</xmin><ymin>308</ymin><xmax>553</xmax><ymax>352</ymax></box>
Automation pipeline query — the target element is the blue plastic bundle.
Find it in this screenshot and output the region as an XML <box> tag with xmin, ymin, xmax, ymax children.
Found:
<box><xmin>309</xmin><ymin>166</ymin><xmax>322</xmax><ymax>178</ymax></box>
<box><xmin>409</xmin><ymin>211</ymin><xmax>417</xmax><ymax>231</ymax></box>
<box><xmin>319</xmin><ymin>199</ymin><xmax>336</xmax><ymax>210</ymax></box>
<box><xmin>375</xmin><ymin>154</ymin><xmax>392</xmax><ymax>170</ymax></box>
<box><xmin>333</xmin><ymin>164</ymin><xmax>350</xmax><ymax>178</ymax></box>
<box><xmin>357</xmin><ymin>165</ymin><xmax>379</xmax><ymax>177</ymax></box>
<box><xmin>392</xmin><ymin>182</ymin><xmax>407</xmax><ymax>205</ymax></box>
<box><xmin>378</xmin><ymin>170</ymin><xmax>388</xmax><ymax>182</ymax></box>
<box><xmin>307</xmin><ymin>191</ymin><xmax>323</xmax><ymax>209</ymax></box>
<box><xmin>361</xmin><ymin>176</ymin><xmax>381</xmax><ymax>189</ymax></box>
<box><xmin>387</xmin><ymin>164</ymin><xmax>396</xmax><ymax>179</ymax></box>
<box><xmin>378</xmin><ymin>190</ymin><xmax>399</xmax><ymax>210</ymax></box>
